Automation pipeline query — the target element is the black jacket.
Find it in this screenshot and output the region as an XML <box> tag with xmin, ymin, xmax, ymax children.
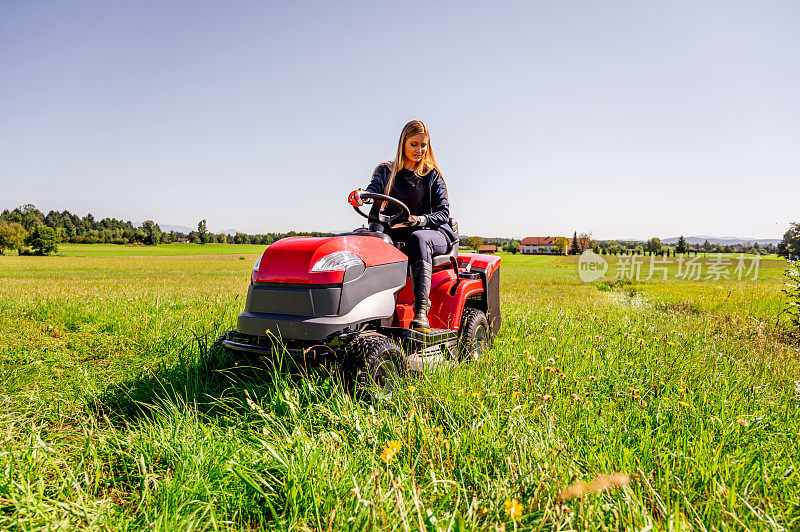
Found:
<box><xmin>365</xmin><ymin>164</ymin><xmax>456</xmax><ymax>242</ymax></box>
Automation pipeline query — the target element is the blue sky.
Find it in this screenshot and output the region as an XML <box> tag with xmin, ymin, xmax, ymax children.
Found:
<box><xmin>1</xmin><ymin>1</ymin><xmax>798</xmax><ymax>239</ymax></box>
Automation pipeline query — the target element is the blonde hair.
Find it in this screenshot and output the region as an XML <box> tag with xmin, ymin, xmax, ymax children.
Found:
<box><xmin>381</xmin><ymin>120</ymin><xmax>440</xmax><ymax>195</ymax></box>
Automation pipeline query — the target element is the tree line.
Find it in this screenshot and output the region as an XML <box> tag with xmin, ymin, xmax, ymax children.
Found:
<box><xmin>462</xmin><ymin>225</ymin><xmax>800</xmax><ymax>257</ymax></box>
<box><xmin>0</xmin><ymin>204</ymin><xmax>334</xmax><ymax>255</ymax></box>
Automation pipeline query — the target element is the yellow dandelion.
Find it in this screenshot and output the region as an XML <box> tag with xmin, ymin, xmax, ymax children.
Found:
<box><xmin>679</xmin><ymin>401</ymin><xmax>690</xmax><ymax>408</ymax></box>
<box><xmin>512</xmin><ymin>391</ymin><xmax>521</xmax><ymax>399</ymax></box>
<box><xmin>408</xmin><ymin>386</ymin><xmax>416</xmax><ymax>393</ymax></box>
<box><xmin>379</xmin><ymin>440</ymin><xmax>403</xmax><ymax>463</ymax></box>
<box><xmin>504</xmin><ymin>499</ymin><xmax>523</xmax><ymax>519</ymax></box>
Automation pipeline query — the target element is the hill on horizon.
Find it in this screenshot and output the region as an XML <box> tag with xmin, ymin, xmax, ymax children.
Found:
<box><xmin>662</xmin><ymin>235</ymin><xmax>781</xmax><ymax>246</ymax></box>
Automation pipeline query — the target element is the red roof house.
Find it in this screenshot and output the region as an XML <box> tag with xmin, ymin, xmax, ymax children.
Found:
<box><xmin>520</xmin><ymin>236</ymin><xmax>572</xmax><ymax>255</ymax></box>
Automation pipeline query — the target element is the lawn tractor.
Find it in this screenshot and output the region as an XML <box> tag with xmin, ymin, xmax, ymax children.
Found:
<box><xmin>216</xmin><ymin>192</ymin><xmax>501</xmax><ymax>395</ymax></box>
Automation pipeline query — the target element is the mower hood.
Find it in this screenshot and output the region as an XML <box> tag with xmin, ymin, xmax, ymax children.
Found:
<box><xmin>252</xmin><ymin>235</ymin><xmax>408</xmax><ymax>284</ymax></box>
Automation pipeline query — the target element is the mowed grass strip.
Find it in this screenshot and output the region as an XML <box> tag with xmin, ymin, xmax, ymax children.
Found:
<box><xmin>0</xmin><ymin>250</ymin><xmax>798</xmax><ymax>530</ymax></box>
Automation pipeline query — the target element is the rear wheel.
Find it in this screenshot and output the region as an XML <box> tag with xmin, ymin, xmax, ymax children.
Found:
<box><xmin>459</xmin><ymin>308</ymin><xmax>490</xmax><ymax>361</ymax></box>
<box><xmin>344</xmin><ymin>333</ymin><xmax>407</xmax><ymax>400</ymax></box>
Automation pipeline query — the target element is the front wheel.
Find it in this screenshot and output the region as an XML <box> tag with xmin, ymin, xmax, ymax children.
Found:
<box><xmin>344</xmin><ymin>333</ymin><xmax>407</xmax><ymax>400</ymax></box>
<box><xmin>458</xmin><ymin>308</ymin><xmax>490</xmax><ymax>361</ymax></box>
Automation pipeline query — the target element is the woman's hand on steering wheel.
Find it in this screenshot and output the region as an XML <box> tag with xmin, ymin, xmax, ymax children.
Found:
<box><xmin>389</xmin><ymin>215</ymin><xmax>422</xmax><ymax>229</ymax></box>
<box><xmin>349</xmin><ymin>191</ymin><xmax>411</xmax><ymax>227</ymax></box>
<box><xmin>348</xmin><ymin>189</ymin><xmax>364</xmax><ymax>207</ymax></box>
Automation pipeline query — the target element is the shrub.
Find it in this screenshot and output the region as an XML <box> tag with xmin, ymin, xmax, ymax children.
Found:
<box><xmin>784</xmin><ymin>260</ymin><xmax>800</xmax><ymax>333</ymax></box>
<box><xmin>26</xmin><ymin>225</ymin><xmax>59</xmax><ymax>255</ymax></box>
<box><xmin>0</xmin><ymin>221</ymin><xmax>27</xmax><ymax>254</ymax></box>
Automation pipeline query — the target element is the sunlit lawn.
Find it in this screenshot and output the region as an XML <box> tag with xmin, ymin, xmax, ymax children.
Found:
<box><xmin>0</xmin><ymin>249</ymin><xmax>798</xmax><ymax>530</ymax></box>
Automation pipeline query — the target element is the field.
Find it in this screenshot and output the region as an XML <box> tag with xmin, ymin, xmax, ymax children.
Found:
<box><xmin>1</xmin><ymin>247</ymin><xmax>798</xmax><ymax>530</ymax></box>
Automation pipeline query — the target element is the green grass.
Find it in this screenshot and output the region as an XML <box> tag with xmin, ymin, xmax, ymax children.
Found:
<box><xmin>1</xmin><ymin>249</ymin><xmax>798</xmax><ymax>530</ymax></box>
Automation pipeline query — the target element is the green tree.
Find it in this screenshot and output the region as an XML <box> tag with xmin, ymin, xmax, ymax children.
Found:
<box><xmin>503</xmin><ymin>241</ymin><xmax>519</xmax><ymax>254</ymax></box>
<box><xmin>26</xmin><ymin>225</ymin><xmax>59</xmax><ymax>255</ymax></box>
<box><xmin>578</xmin><ymin>232</ymin><xmax>593</xmax><ymax>252</ymax></box>
<box><xmin>465</xmin><ymin>236</ymin><xmax>483</xmax><ymax>251</ymax></box>
<box><xmin>1</xmin><ymin>204</ymin><xmax>44</xmax><ymax>230</ymax></box>
<box><xmin>141</xmin><ymin>220</ymin><xmax>161</xmax><ymax>246</ymax></box>
<box><xmin>198</xmin><ymin>219</ymin><xmax>210</xmax><ymax>244</ymax></box>
<box><xmin>676</xmin><ymin>235</ymin><xmax>687</xmax><ymax>254</ymax></box>
<box><xmin>702</xmin><ymin>239</ymin><xmax>712</xmax><ymax>255</ymax></box>
<box><xmin>778</xmin><ymin>222</ymin><xmax>800</xmax><ymax>259</ymax></box>
<box><xmin>570</xmin><ymin>231</ymin><xmax>580</xmax><ymax>255</ymax></box>
<box><xmin>0</xmin><ymin>221</ymin><xmax>27</xmax><ymax>254</ymax></box>
<box><xmin>647</xmin><ymin>237</ymin><xmax>662</xmax><ymax>255</ymax></box>
<box><xmin>554</xmin><ymin>236</ymin><xmax>569</xmax><ymax>255</ymax></box>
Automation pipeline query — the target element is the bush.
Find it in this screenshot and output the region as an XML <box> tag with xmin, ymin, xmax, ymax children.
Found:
<box><xmin>784</xmin><ymin>260</ymin><xmax>800</xmax><ymax>333</ymax></box>
<box><xmin>26</xmin><ymin>225</ymin><xmax>59</xmax><ymax>255</ymax></box>
<box><xmin>0</xmin><ymin>221</ymin><xmax>27</xmax><ymax>254</ymax></box>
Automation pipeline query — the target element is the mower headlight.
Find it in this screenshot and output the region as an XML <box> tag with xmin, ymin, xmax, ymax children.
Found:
<box><xmin>311</xmin><ymin>251</ymin><xmax>364</xmax><ymax>272</ymax></box>
<box><xmin>253</xmin><ymin>255</ymin><xmax>262</xmax><ymax>272</ymax></box>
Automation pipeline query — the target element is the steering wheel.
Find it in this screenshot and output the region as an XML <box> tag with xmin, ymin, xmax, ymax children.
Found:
<box><xmin>352</xmin><ymin>192</ymin><xmax>411</xmax><ymax>227</ymax></box>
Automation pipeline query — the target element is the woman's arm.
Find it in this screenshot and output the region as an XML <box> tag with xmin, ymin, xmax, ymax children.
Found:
<box><xmin>364</xmin><ymin>164</ymin><xmax>390</xmax><ymax>194</ymax></box>
<box><xmin>421</xmin><ymin>171</ymin><xmax>451</xmax><ymax>228</ymax></box>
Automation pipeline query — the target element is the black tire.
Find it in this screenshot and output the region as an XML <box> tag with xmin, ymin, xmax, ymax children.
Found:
<box><xmin>344</xmin><ymin>333</ymin><xmax>407</xmax><ymax>399</ymax></box>
<box><xmin>458</xmin><ymin>308</ymin><xmax>490</xmax><ymax>361</ymax></box>
<box><xmin>209</xmin><ymin>330</ymin><xmax>233</xmax><ymax>358</ymax></box>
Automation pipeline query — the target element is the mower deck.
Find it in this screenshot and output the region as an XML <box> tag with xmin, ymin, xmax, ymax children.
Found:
<box><xmin>221</xmin><ymin>326</ymin><xmax>459</xmax><ymax>371</ymax></box>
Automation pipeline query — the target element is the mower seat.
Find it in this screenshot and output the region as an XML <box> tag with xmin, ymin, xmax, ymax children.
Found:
<box><xmin>432</xmin><ymin>217</ymin><xmax>459</xmax><ymax>269</ymax></box>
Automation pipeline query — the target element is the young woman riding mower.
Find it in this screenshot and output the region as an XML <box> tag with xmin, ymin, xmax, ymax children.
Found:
<box><xmin>348</xmin><ymin>120</ymin><xmax>457</xmax><ymax>330</ymax></box>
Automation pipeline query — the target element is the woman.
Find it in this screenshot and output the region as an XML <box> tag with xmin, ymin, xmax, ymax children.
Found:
<box><xmin>348</xmin><ymin>120</ymin><xmax>456</xmax><ymax>329</ymax></box>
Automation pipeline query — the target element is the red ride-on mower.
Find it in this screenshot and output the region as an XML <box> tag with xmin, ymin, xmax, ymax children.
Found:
<box><xmin>218</xmin><ymin>192</ymin><xmax>501</xmax><ymax>396</ymax></box>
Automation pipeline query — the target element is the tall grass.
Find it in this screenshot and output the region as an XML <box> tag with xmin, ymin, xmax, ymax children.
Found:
<box><xmin>0</xmin><ymin>252</ymin><xmax>798</xmax><ymax>530</ymax></box>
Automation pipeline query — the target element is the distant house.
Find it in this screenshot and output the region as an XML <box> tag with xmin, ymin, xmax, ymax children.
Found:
<box><xmin>520</xmin><ymin>236</ymin><xmax>572</xmax><ymax>255</ymax></box>
<box><xmin>176</xmin><ymin>238</ymin><xmax>190</xmax><ymax>243</ymax></box>
<box><xmin>478</xmin><ymin>244</ymin><xmax>497</xmax><ymax>253</ymax></box>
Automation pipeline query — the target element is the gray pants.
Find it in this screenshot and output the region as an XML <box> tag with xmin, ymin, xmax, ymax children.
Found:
<box><xmin>402</xmin><ymin>229</ymin><xmax>449</xmax><ymax>265</ymax></box>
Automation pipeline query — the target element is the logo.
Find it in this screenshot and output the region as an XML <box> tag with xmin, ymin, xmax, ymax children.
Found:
<box><xmin>578</xmin><ymin>251</ymin><xmax>608</xmax><ymax>283</ymax></box>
